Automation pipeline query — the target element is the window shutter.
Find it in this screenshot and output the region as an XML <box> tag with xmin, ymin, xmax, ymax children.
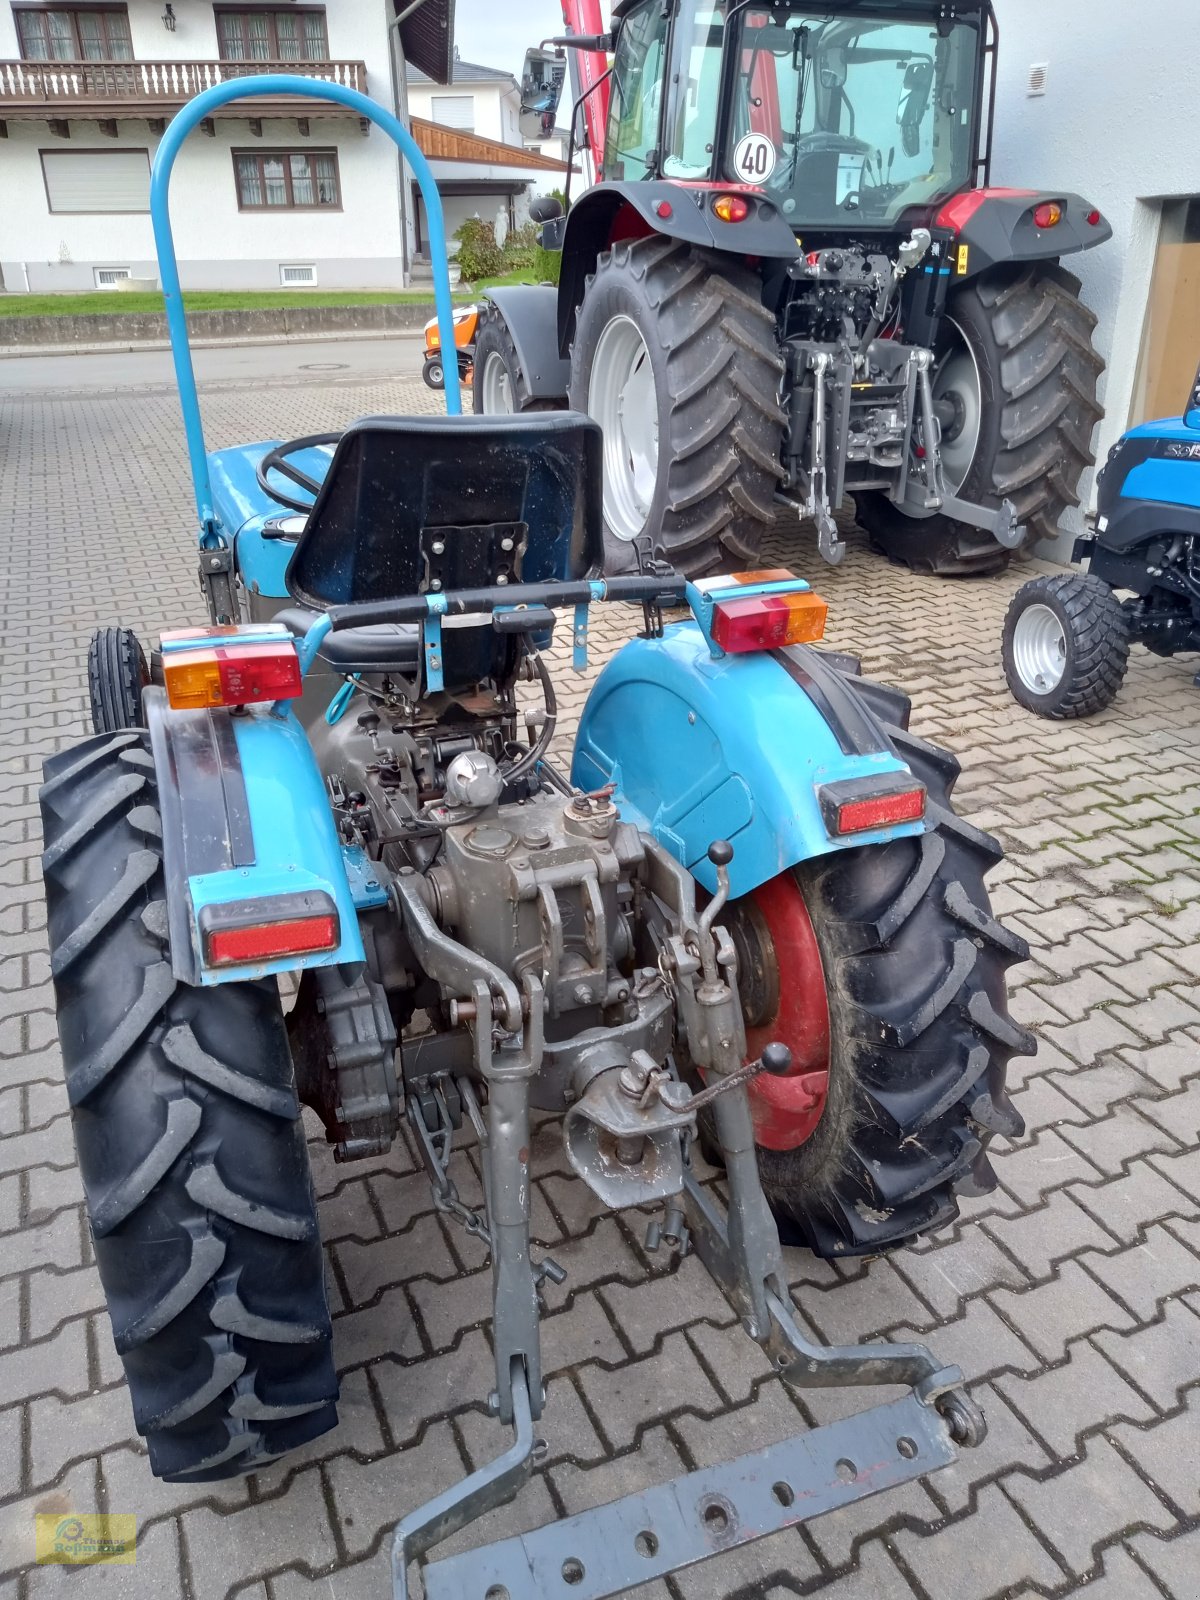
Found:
<box><xmin>431</xmin><ymin>95</ymin><xmax>475</xmax><ymax>131</ymax></box>
<box><xmin>42</xmin><ymin>150</ymin><xmax>151</xmax><ymax>213</ymax></box>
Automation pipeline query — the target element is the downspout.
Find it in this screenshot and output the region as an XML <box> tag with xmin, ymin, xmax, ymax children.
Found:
<box><xmin>388</xmin><ymin>0</ymin><xmax>434</xmax><ymax>285</ymax></box>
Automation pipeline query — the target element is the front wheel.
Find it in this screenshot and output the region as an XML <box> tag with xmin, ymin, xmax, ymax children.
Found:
<box><xmin>39</xmin><ymin>732</ymin><xmax>338</xmax><ymax>1480</ymax></box>
<box><xmin>88</xmin><ymin>626</ymin><xmax>148</xmax><ymax>733</ymax></box>
<box><xmin>1002</xmin><ymin>571</ymin><xmax>1130</xmax><ymax>717</ymax></box>
<box><xmin>723</xmin><ymin>676</ymin><xmax>1033</xmax><ymax>1257</ymax></box>
<box><xmin>856</xmin><ymin>263</ymin><xmax>1104</xmax><ymax>575</ymax></box>
<box><xmin>422</xmin><ymin>354</ymin><xmax>445</xmax><ymax>390</ymax></box>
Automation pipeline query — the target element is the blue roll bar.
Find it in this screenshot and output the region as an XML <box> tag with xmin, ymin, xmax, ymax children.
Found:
<box><xmin>149</xmin><ymin>74</ymin><xmax>462</xmax><ymax>540</ymax></box>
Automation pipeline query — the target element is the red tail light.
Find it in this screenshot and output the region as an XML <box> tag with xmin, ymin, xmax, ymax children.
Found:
<box><xmin>1032</xmin><ymin>201</ymin><xmax>1063</xmax><ymax>229</ymax></box>
<box><xmin>199</xmin><ymin>892</ymin><xmax>339</xmax><ymax>967</ymax></box>
<box><xmin>701</xmin><ymin>569</ymin><xmax>828</xmax><ymax>654</ymax></box>
<box><xmin>818</xmin><ymin>777</ymin><xmax>926</xmax><ymax>837</ymax></box>
<box><xmin>713</xmin><ymin>193</ymin><xmax>750</xmax><ymax>223</ymax></box>
<box><xmin>160</xmin><ymin>625</ymin><xmax>302</xmax><ymax>710</ymax></box>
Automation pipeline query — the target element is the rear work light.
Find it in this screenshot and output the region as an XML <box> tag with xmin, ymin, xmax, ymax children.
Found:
<box><xmin>1032</xmin><ymin>201</ymin><xmax>1063</xmax><ymax>229</ymax></box>
<box><xmin>160</xmin><ymin>624</ymin><xmax>302</xmax><ymax>710</ymax></box>
<box><xmin>818</xmin><ymin>776</ymin><xmax>927</xmax><ymax>837</ymax></box>
<box><xmin>702</xmin><ymin>569</ymin><xmax>828</xmax><ymax>653</ymax></box>
<box><xmin>713</xmin><ymin>193</ymin><xmax>751</xmax><ymax>224</ymax></box>
<box><xmin>198</xmin><ymin>892</ymin><xmax>339</xmax><ymax>967</ymax></box>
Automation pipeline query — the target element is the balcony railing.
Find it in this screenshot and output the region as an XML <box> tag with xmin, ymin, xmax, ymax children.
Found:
<box><xmin>0</xmin><ymin>57</ymin><xmax>366</xmax><ymax>112</ymax></box>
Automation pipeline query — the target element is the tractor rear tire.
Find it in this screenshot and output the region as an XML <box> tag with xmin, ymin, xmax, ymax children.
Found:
<box><xmin>88</xmin><ymin>626</ymin><xmax>148</xmax><ymax>733</ymax></box>
<box><xmin>473</xmin><ymin>303</ymin><xmax>561</xmax><ymax>415</ymax></box>
<box><xmin>568</xmin><ymin>236</ymin><xmax>786</xmax><ymax>577</ymax></box>
<box><xmin>733</xmin><ymin>676</ymin><xmax>1034</xmax><ymax>1257</ymax></box>
<box><xmin>1002</xmin><ymin>571</ymin><xmax>1130</xmax><ymax>717</ymax></box>
<box><xmin>856</xmin><ymin>262</ymin><xmax>1104</xmax><ymax>576</ymax></box>
<box><xmin>39</xmin><ymin>731</ymin><xmax>338</xmax><ymax>1481</ymax></box>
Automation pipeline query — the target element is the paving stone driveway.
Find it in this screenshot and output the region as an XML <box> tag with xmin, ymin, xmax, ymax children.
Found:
<box><xmin>1</xmin><ymin>364</ymin><xmax>1198</xmax><ymax>1600</ymax></box>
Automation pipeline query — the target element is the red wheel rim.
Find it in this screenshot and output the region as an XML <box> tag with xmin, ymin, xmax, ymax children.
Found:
<box><xmin>736</xmin><ymin>872</ymin><xmax>831</xmax><ymax>1152</ymax></box>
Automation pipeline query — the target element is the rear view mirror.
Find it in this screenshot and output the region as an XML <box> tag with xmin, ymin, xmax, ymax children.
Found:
<box><xmin>520</xmin><ymin>48</ymin><xmax>566</xmax><ymax>143</ymax></box>
<box><xmin>897</xmin><ymin>59</ymin><xmax>934</xmax><ymax>157</ymax></box>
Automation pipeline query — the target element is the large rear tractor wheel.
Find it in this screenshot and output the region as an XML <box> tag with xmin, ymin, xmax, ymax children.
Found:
<box><xmin>568</xmin><ymin>236</ymin><xmax>786</xmax><ymax>577</ymax></box>
<box><xmin>723</xmin><ymin>676</ymin><xmax>1034</xmax><ymax>1257</ymax></box>
<box><xmin>39</xmin><ymin>731</ymin><xmax>338</xmax><ymax>1480</ymax></box>
<box><xmin>856</xmin><ymin>262</ymin><xmax>1104</xmax><ymax>576</ymax></box>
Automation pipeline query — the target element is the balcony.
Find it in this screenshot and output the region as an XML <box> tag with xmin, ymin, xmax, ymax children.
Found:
<box><xmin>0</xmin><ymin>58</ymin><xmax>368</xmax><ymax>125</ymax></box>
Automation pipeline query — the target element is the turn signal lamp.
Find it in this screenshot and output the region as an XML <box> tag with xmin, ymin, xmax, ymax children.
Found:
<box><xmin>706</xmin><ymin>569</ymin><xmax>828</xmax><ymax>653</ymax></box>
<box><xmin>198</xmin><ymin>892</ymin><xmax>339</xmax><ymax>967</ymax></box>
<box><xmin>713</xmin><ymin>193</ymin><xmax>751</xmax><ymax>224</ymax></box>
<box><xmin>160</xmin><ymin>625</ymin><xmax>302</xmax><ymax>710</ymax></box>
<box><xmin>1032</xmin><ymin>201</ymin><xmax>1063</xmax><ymax>229</ymax></box>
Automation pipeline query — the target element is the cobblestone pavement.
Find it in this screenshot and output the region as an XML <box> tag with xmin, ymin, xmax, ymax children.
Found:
<box><xmin>1</xmin><ymin>365</ymin><xmax>1198</xmax><ymax>1600</ymax></box>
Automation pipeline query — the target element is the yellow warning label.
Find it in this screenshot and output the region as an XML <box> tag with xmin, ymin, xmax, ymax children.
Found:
<box><xmin>956</xmin><ymin>244</ymin><xmax>970</xmax><ymax>275</ymax></box>
<box><xmin>36</xmin><ymin>1514</ymin><xmax>137</xmax><ymax>1566</ymax></box>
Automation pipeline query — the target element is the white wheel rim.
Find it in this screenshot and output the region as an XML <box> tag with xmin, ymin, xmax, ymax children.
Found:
<box><xmin>587</xmin><ymin>314</ymin><xmax>659</xmax><ymax>543</ymax></box>
<box><xmin>481</xmin><ymin>349</ymin><xmax>514</xmax><ymax>413</ymax></box>
<box><xmin>934</xmin><ymin>322</ymin><xmax>983</xmax><ymax>491</ymax></box>
<box><xmin>1012</xmin><ymin>602</ymin><xmax>1067</xmax><ymax>694</ymax></box>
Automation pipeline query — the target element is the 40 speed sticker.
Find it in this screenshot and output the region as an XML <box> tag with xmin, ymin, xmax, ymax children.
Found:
<box><xmin>732</xmin><ymin>132</ymin><xmax>776</xmax><ymax>183</ymax></box>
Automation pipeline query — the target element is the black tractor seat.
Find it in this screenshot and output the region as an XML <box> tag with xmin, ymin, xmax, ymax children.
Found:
<box><xmin>274</xmin><ymin>605</ymin><xmax>420</xmax><ymax>675</ymax></box>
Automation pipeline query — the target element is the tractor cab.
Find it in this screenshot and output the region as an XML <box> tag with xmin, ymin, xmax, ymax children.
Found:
<box><xmin>604</xmin><ymin>0</ymin><xmax>983</xmax><ymax>229</ymax></box>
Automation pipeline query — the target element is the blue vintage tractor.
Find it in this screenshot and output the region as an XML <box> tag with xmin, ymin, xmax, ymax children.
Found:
<box><xmin>1003</xmin><ymin>364</ymin><xmax>1200</xmax><ymax>717</ymax></box>
<box><xmin>40</xmin><ymin>75</ymin><xmax>1033</xmax><ymax>1600</ymax></box>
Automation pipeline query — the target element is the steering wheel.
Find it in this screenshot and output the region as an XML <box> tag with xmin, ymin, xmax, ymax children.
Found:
<box><xmin>256</xmin><ymin>432</ymin><xmax>343</xmax><ymax>515</ymax></box>
<box><xmin>792</xmin><ymin>133</ymin><xmax>873</xmax><ymax>158</ymax></box>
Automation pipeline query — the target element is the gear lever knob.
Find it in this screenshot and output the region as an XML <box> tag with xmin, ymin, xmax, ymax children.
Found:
<box><xmin>760</xmin><ymin>1042</ymin><xmax>793</xmax><ymax>1077</ymax></box>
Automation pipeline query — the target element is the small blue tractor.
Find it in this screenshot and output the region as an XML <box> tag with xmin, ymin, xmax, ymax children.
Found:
<box><xmin>40</xmin><ymin>76</ymin><xmax>1033</xmax><ymax>1600</ymax></box>
<box><xmin>1003</xmin><ymin>364</ymin><xmax>1200</xmax><ymax>717</ymax></box>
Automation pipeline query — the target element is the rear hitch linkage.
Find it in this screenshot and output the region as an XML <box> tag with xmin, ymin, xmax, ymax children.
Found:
<box><xmin>390</xmin><ymin>837</ymin><xmax>986</xmax><ymax>1600</ymax></box>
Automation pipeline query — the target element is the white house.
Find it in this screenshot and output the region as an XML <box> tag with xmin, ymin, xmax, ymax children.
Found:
<box><xmin>992</xmin><ymin>0</ymin><xmax>1200</xmax><ymax>539</ymax></box>
<box><xmin>0</xmin><ymin>0</ymin><xmax>456</xmax><ymax>292</ymax></box>
<box><xmin>405</xmin><ymin>56</ymin><xmax>573</xmax><ymax>251</ymax></box>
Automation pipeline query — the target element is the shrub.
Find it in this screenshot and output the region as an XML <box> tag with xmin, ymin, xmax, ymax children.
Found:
<box><xmin>453</xmin><ymin>217</ymin><xmax>505</xmax><ymax>283</ymax></box>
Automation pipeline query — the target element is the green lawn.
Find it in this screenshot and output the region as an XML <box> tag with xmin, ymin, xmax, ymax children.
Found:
<box><xmin>0</xmin><ymin>274</ymin><xmax>548</xmax><ymax>319</ymax></box>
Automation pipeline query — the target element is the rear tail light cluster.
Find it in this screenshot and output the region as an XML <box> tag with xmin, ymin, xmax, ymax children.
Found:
<box><xmin>818</xmin><ymin>776</ymin><xmax>927</xmax><ymax>837</ymax></box>
<box><xmin>198</xmin><ymin>892</ymin><xmax>339</xmax><ymax>967</ymax></box>
<box><xmin>713</xmin><ymin>193</ymin><xmax>751</xmax><ymax>224</ymax></box>
<box><xmin>697</xmin><ymin>569</ymin><xmax>828</xmax><ymax>654</ymax></box>
<box><xmin>160</xmin><ymin>623</ymin><xmax>302</xmax><ymax>710</ymax></box>
<box><xmin>1032</xmin><ymin>200</ymin><xmax>1063</xmax><ymax>230</ymax></box>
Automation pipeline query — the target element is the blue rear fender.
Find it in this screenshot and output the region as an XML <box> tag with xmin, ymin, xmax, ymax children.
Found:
<box><xmin>571</xmin><ymin>623</ymin><xmax>922</xmax><ymax>900</ymax></box>
<box><xmin>145</xmin><ymin>687</ymin><xmax>363</xmax><ymax>986</ymax></box>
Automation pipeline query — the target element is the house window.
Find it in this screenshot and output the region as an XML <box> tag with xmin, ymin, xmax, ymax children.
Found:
<box><xmin>94</xmin><ymin>267</ymin><xmax>131</xmax><ymax>287</ymax></box>
<box><xmin>431</xmin><ymin>95</ymin><xmax>475</xmax><ymax>132</ymax></box>
<box><xmin>41</xmin><ymin>149</ymin><xmax>149</xmax><ymax>212</ymax></box>
<box><xmin>280</xmin><ymin>263</ymin><xmax>317</xmax><ymax>285</ymax></box>
<box><xmin>16</xmin><ymin>7</ymin><xmax>132</xmax><ymax>61</ymax></box>
<box><xmin>216</xmin><ymin>9</ymin><xmax>329</xmax><ymax>62</ymax></box>
<box><xmin>234</xmin><ymin>149</ymin><xmax>341</xmax><ymax>210</ymax></box>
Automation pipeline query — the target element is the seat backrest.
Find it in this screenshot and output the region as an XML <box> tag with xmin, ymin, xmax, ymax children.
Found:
<box><xmin>285</xmin><ymin>412</ymin><xmax>604</xmax><ymax>612</ymax></box>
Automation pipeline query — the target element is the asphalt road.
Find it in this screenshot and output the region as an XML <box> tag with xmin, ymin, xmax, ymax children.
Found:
<box><xmin>0</xmin><ymin>333</ymin><xmax>427</xmax><ymax>393</ymax></box>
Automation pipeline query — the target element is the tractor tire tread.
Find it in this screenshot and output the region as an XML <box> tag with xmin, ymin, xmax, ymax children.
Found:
<box><xmin>757</xmin><ymin>671</ymin><xmax>1032</xmax><ymax>1257</ymax></box>
<box><xmin>1002</xmin><ymin>571</ymin><xmax>1131</xmax><ymax>718</ymax></box>
<box><xmin>856</xmin><ymin>261</ymin><xmax>1104</xmax><ymax>576</ymax></box>
<box><xmin>569</xmin><ymin>236</ymin><xmax>784</xmax><ymax>576</ymax></box>
<box><xmin>38</xmin><ymin>731</ymin><xmax>337</xmax><ymax>1482</ymax></box>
